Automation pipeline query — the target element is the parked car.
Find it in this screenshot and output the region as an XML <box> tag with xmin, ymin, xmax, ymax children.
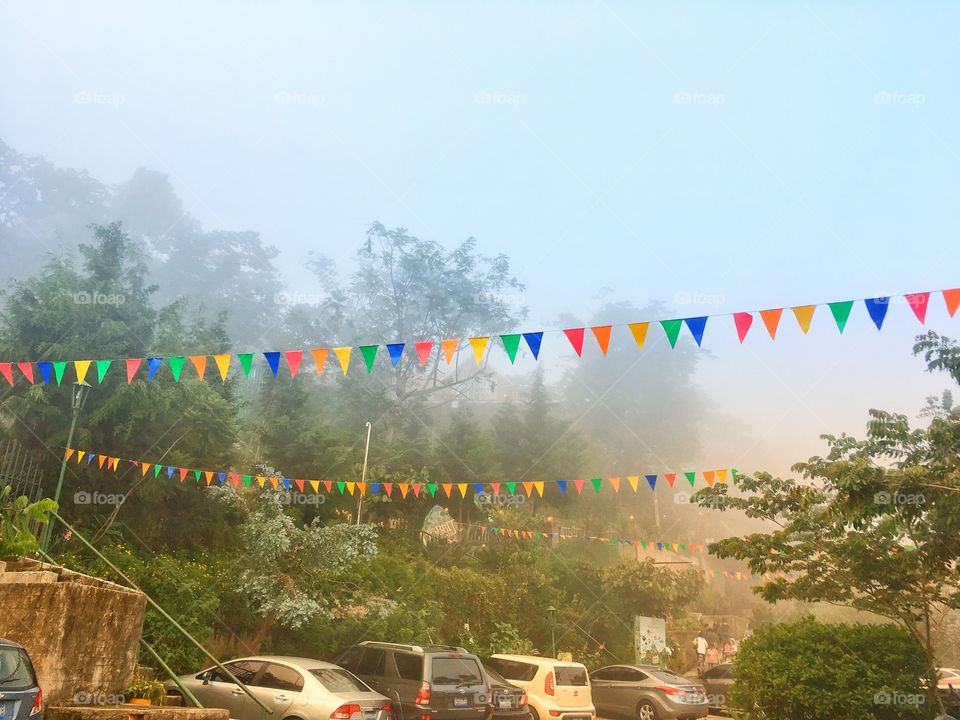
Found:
<box><xmin>0</xmin><ymin>639</ymin><xmax>42</xmax><ymax>720</ymax></box>
<box><xmin>484</xmin><ymin>655</ymin><xmax>593</xmax><ymax>720</ymax></box>
<box><xmin>334</xmin><ymin>642</ymin><xmax>490</xmax><ymax>720</ymax></box>
<box><xmin>590</xmin><ymin>665</ymin><xmax>707</xmax><ymax>720</ymax></box>
<box><xmin>699</xmin><ymin>663</ymin><xmax>733</xmax><ymax>712</ymax></box>
<box><xmin>939</xmin><ymin>668</ymin><xmax>960</xmax><ymax>688</ymax></box>
<box><xmin>480</xmin><ymin>664</ymin><xmax>530</xmax><ymax>720</ymax></box>
<box><xmin>164</xmin><ymin>656</ymin><xmax>391</xmax><ymax>720</ymax></box>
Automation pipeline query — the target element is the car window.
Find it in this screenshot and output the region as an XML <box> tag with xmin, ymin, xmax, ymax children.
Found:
<box><xmin>555</xmin><ymin>666</ymin><xmax>589</xmax><ymax>686</ymax></box>
<box><xmin>0</xmin><ymin>647</ymin><xmax>36</xmax><ymax>690</ymax></box>
<box><xmin>311</xmin><ymin>668</ymin><xmax>369</xmax><ymax>692</ymax></box>
<box><xmin>338</xmin><ymin>647</ymin><xmax>365</xmax><ymax>673</ymax></box>
<box><xmin>210</xmin><ymin>660</ymin><xmax>263</xmax><ymax>684</ymax></box>
<box><xmin>483</xmin><ymin>665</ymin><xmax>509</xmax><ymax>685</ymax></box>
<box><xmin>620</xmin><ymin>668</ymin><xmax>647</xmax><ymax>682</ymax></box>
<box><xmin>486</xmin><ymin>659</ymin><xmax>537</xmax><ymax>682</ymax></box>
<box><xmin>357</xmin><ymin>648</ymin><xmax>386</xmax><ymax>675</ymax></box>
<box><xmin>432</xmin><ymin>657</ymin><xmax>483</xmax><ymax>685</ymax></box>
<box><xmin>394</xmin><ymin>653</ymin><xmax>424</xmax><ymax>681</ymax></box>
<box><xmin>256</xmin><ymin>663</ymin><xmax>305</xmax><ymax>692</ymax></box>
<box><xmin>591</xmin><ymin>667</ymin><xmax>616</xmax><ymax>681</ymax></box>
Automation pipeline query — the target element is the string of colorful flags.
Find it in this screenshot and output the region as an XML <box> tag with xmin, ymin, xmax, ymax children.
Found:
<box><xmin>63</xmin><ymin>447</ymin><xmax>735</xmax><ymax>497</ymax></box>
<box><xmin>3</xmin><ymin>287</ymin><xmax>957</xmax><ymax>387</ymax></box>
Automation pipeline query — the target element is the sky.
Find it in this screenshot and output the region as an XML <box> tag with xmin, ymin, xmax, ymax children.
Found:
<box><xmin>1</xmin><ymin>1</ymin><xmax>958</xmax><ymax>475</ymax></box>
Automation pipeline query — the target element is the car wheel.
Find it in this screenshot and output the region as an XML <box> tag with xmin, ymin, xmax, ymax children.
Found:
<box><xmin>529</xmin><ymin>707</ymin><xmax>541</xmax><ymax>720</ymax></box>
<box><xmin>164</xmin><ymin>691</ymin><xmax>183</xmax><ymax>707</ymax></box>
<box><xmin>636</xmin><ymin>701</ymin><xmax>658</xmax><ymax>720</ymax></box>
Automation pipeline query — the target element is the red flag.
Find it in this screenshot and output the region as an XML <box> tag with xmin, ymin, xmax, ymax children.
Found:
<box><xmin>732</xmin><ymin>313</ymin><xmax>753</xmax><ymax>343</ymax></box>
<box><xmin>382</xmin><ymin>482</ymin><xmax>393</xmax><ymax>496</ymax></box>
<box><xmin>490</xmin><ymin>483</ymin><xmax>501</xmax><ymax>495</ymax></box>
<box><xmin>179</xmin><ymin>467</ymin><xmax>188</xmax><ymax>482</ymax></box>
<box><xmin>573</xmin><ymin>478</ymin><xmax>585</xmax><ymax>495</ymax></box>
<box><xmin>323</xmin><ymin>480</ymin><xmax>333</xmax><ymax>492</ymax></box>
<box><xmin>17</xmin><ymin>362</ymin><xmax>34</xmax><ymax>384</ymax></box>
<box><xmin>295</xmin><ymin>479</ymin><xmax>305</xmax><ymax>493</ymax></box>
<box><xmin>412</xmin><ymin>483</ymin><xmax>421</xmax><ymax>498</ymax></box>
<box><xmin>0</xmin><ymin>363</ymin><xmax>12</xmax><ymax>386</ymax></box>
<box><xmin>591</xmin><ymin>325</ymin><xmax>612</xmax><ymax>355</ymax></box>
<box><xmin>905</xmin><ymin>292</ymin><xmax>930</xmax><ymax>324</ymax></box>
<box><xmin>414</xmin><ymin>341</ymin><xmax>433</xmax><ymax>366</ymax></box>
<box><xmin>126</xmin><ymin>358</ymin><xmax>143</xmax><ymax>383</ymax></box>
<box><xmin>564</xmin><ymin>328</ymin><xmax>585</xmax><ymax>356</ymax></box>
<box><xmin>285</xmin><ymin>350</ymin><xmax>303</xmax><ymax>378</ymax></box>
<box><xmin>664</xmin><ymin>472</ymin><xmax>677</xmax><ymax>487</ymax></box>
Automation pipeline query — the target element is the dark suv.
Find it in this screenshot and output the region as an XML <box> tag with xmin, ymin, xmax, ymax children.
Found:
<box><xmin>334</xmin><ymin>643</ymin><xmax>490</xmax><ymax>720</ymax></box>
<box><xmin>0</xmin><ymin>639</ymin><xmax>42</xmax><ymax>720</ymax></box>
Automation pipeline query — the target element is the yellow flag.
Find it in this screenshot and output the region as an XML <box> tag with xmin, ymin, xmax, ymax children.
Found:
<box><xmin>257</xmin><ymin>476</ymin><xmax>266</xmax><ymax>488</ymax></box>
<box><xmin>309</xmin><ymin>480</ymin><xmax>320</xmax><ymax>493</ymax></box>
<box><xmin>627</xmin><ymin>475</ymin><xmax>639</xmax><ymax>492</ymax></box>
<box><xmin>74</xmin><ymin>360</ymin><xmax>92</xmax><ymax>385</ymax></box>
<box><xmin>717</xmin><ymin>469</ymin><xmax>727</xmax><ymax>484</ymax></box>
<box><xmin>791</xmin><ymin>305</ymin><xmax>816</xmax><ymax>334</ymax></box>
<box><xmin>333</xmin><ymin>347</ymin><xmax>352</xmax><ymax>375</ymax></box>
<box><xmin>346</xmin><ymin>482</ymin><xmax>355</xmax><ymax>495</ymax></box>
<box><xmin>457</xmin><ymin>483</ymin><xmax>468</xmax><ymax>498</ymax></box>
<box><xmin>141</xmin><ymin>462</ymin><xmax>151</xmax><ymax>476</ymax></box>
<box><xmin>213</xmin><ymin>354</ymin><xmax>231</xmax><ymax>381</ymax></box>
<box><xmin>628</xmin><ymin>322</ymin><xmax>649</xmax><ymax>350</ymax></box>
<box><xmin>76</xmin><ymin>452</ymin><xmax>85</xmax><ymax>464</ymax></box>
<box><xmin>441</xmin><ymin>339</ymin><xmax>459</xmax><ymax>364</ymax></box>
<box><xmin>469</xmin><ymin>337</ymin><xmax>490</xmax><ymax>364</ymax></box>
<box><xmin>533</xmin><ymin>481</ymin><xmax>544</xmax><ymax>497</ymax></box>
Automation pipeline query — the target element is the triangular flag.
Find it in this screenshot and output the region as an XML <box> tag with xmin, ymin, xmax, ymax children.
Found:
<box><xmin>74</xmin><ymin>360</ymin><xmax>92</xmax><ymax>385</ymax></box>
<box><xmin>733</xmin><ymin>313</ymin><xmax>753</xmax><ymax>343</ymax></box>
<box><xmin>346</xmin><ymin>482</ymin><xmax>356</xmax><ymax>495</ymax></box>
<box><xmin>75</xmin><ymin>451</ymin><xmax>85</xmax><ymax>464</ymax></box>
<box><xmin>154</xmin><ymin>464</ymin><xmax>163</xmax><ymax>477</ymax></box>
<box><xmin>17</xmin><ymin>362</ymin><xmax>35</xmax><ymax>384</ymax></box>
<box><xmin>386</xmin><ymin>344</ymin><xmax>404</xmax><ymax>368</ymax></box>
<box><xmin>141</xmin><ymin>462</ymin><xmax>151</xmax><ymax>477</ymax></box>
<box><xmin>97</xmin><ymin>455</ymin><xmax>106</xmax><ymax>468</ymax></box>
<box><xmin>645</xmin><ymin>474</ymin><xmax>657</xmax><ymax>491</ymax></box>
<box><xmin>414</xmin><ymin>341</ymin><xmax>433</xmax><ymax>366</ymax></box>
<box><xmin>168</xmin><ymin>356</ymin><xmax>185</xmax><ymax>382</ymax></box>
<box><xmin>500</xmin><ymin>334</ymin><xmax>522</xmax><ymax>363</ymax></box>
<box><xmin>189</xmin><ymin>356</ymin><xmax>207</xmax><ymax>380</ymax></box>
<box><xmin>333</xmin><ymin>347</ymin><xmax>352</xmax><ymax>375</ymax></box>
<box><xmin>573</xmin><ymin>478</ymin><xmax>584</xmax><ymax>495</ymax></box>
<box><xmin>684</xmin><ymin>471</ymin><xmax>696</xmax><ymax>487</ymax></box>
<box><xmin>557</xmin><ymin>480</ymin><xmax>567</xmax><ymax>495</ymax></box>
<box><xmin>126</xmin><ymin>358</ymin><xmax>142</xmax><ymax>383</ymax></box>
<box><xmin>37</xmin><ymin>361</ymin><xmax>53</xmax><ymax>385</ymax></box>
<box><xmin>684</xmin><ymin>317</ymin><xmax>708</xmax><ymax>347</ymax></box>
<box><xmin>717</xmin><ymin>469</ymin><xmax>728</xmax><ymax>483</ymax></box>
<box><xmin>243</xmin><ymin>475</ymin><xmax>252</xmax><ymax>487</ymax></box>
<box><xmin>490</xmin><ymin>482</ymin><xmax>501</xmax><ymax>495</ymax></box>
<box><xmin>194</xmin><ymin>469</ymin><xmax>202</xmax><ymax>482</ymax></box>
<box><xmin>622</xmin><ymin>322</ymin><xmax>649</xmax><ymax>355</ymax></box>
<box><xmin>665</xmin><ymin>472</ymin><xmax>677</xmax><ymax>487</ymax></box>
<box><xmin>411</xmin><ymin>483</ymin><xmax>420</xmax><ymax>498</ymax></box>
<box><xmin>591</xmin><ymin>325</ymin><xmax>612</xmax><ymax>355</ymax></box>
<box><xmin>627</xmin><ymin>475</ymin><xmax>639</xmax><ymax>492</ymax></box>
<box><xmin>660</xmin><ymin>319</ymin><xmax>683</xmax><ymax>348</ymax></box>
<box><xmin>442</xmin><ymin>483</ymin><xmax>452</xmax><ymax>498</ymax></box>
<box><xmin>213</xmin><ymin>354</ymin><xmax>231</xmax><ymax>381</ymax></box>
<box><xmin>398</xmin><ymin>483</ymin><xmax>409</xmax><ymax>498</ymax></box>
<box><xmin>218</xmin><ymin>472</ymin><xmax>227</xmax><ymax>485</ymax></box>
<box><xmin>522</xmin><ymin>482</ymin><xmax>533</xmax><ymax>496</ymax></box>
<box><xmin>441</xmin><ymin>339</ymin><xmax>459</xmax><ymax>364</ymax></box>
<box><xmin>758</xmin><ymin>308</ymin><xmax>783</xmax><ymax>339</ymax></box>
<box><xmin>533</xmin><ymin>481</ymin><xmax>544</xmax><ymax>497</ymax></box>
<box><xmin>523</xmin><ymin>332</ymin><xmax>543</xmax><ymax>359</ymax></box>
<box><xmin>0</xmin><ymin>363</ymin><xmax>12</xmax><ymax>386</ymax></box>
<box><xmin>285</xmin><ymin>350</ymin><xmax>303</xmax><ymax>378</ymax></box>
<box><xmin>608</xmin><ymin>476</ymin><xmax>621</xmax><ymax>492</ymax></box>
<box><xmin>590</xmin><ymin>477</ymin><xmax>602</xmax><ymax>493</ymax></box>
<box><xmin>295</xmin><ymin>479</ymin><xmax>305</xmax><ymax>493</ymax></box>
<box><xmin>237</xmin><ymin>353</ymin><xmax>254</xmax><ymax>377</ymax></box>
<box><xmin>943</xmin><ymin>288</ymin><xmax>960</xmax><ymax>318</ymax></box>
<box><xmin>828</xmin><ymin>301</ymin><xmax>854</xmax><ymax>333</ymax></box>
<box><xmin>563</xmin><ymin>328</ymin><xmax>585</xmax><ymax>356</ymax></box>
<box><xmin>704</xmin><ymin>470</ymin><xmax>716</xmax><ymax>486</ymax></box>
<box><xmin>310</xmin><ymin>348</ymin><xmax>328</xmax><ymax>374</ymax></box>
<box><xmin>791</xmin><ymin>305</ymin><xmax>816</xmax><ymax>334</ymax></box>
<box><xmin>905</xmin><ymin>293</ymin><xmax>930</xmax><ymax>324</ymax></box>
<box><xmin>457</xmin><ymin>483</ymin><xmax>468</xmax><ymax>498</ymax></box>
<box><xmin>309</xmin><ymin>480</ymin><xmax>320</xmax><ymax>493</ymax></box>
<box><xmin>368</xmin><ymin>482</ymin><xmax>379</xmax><ymax>495</ymax></box>
<box><xmin>263</xmin><ymin>352</ymin><xmax>281</xmax><ymax>377</ymax></box>
<box><xmin>336</xmin><ymin>481</ymin><xmax>346</xmax><ymax>495</ymax></box>
<box><xmin>505</xmin><ymin>482</ymin><xmax>517</xmax><ymax>494</ymax></box>
<box><xmin>65</xmin><ymin>448</ymin><xmax>75</xmax><ymax>461</ymax></box>
<box><xmin>270</xmin><ymin>477</ymin><xmax>279</xmax><ymax>490</ymax></box>
<box><xmin>179</xmin><ymin>467</ymin><xmax>188</xmax><ymax>481</ymax></box>
<box><xmin>51</xmin><ymin>361</ymin><xmax>66</xmax><ymax>386</ymax></box>
<box><xmin>147</xmin><ymin>357</ymin><xmax>163</xmax><ymax>381</ymax></box>
<box><xmin>469</xmin><ymin>337</ymin><xmax>489</xmax><ymax>364</ymax></box>
<box><xmin>864</xmin><ymin>297</ymin><xmax>889</xmax><ymax>331</ymax></box>
<box><xmin>323</xmin><ymin>480</ymin><xmax>333</xmax><ymax>493</ymax></box>
<box><xmin>359</xmin><ymin>345</ymin><xmax>379</xmax><ymax>373</ymax></box>
<box><xmin>358</xmin><ymin>482</ymin><xmax>368</xmax><ymax>496</ymax></box>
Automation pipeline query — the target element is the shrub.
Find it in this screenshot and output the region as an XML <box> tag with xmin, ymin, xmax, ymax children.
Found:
<box><xmin>731</xmin><ymin>617</ymin><xmax>929</xmax><ymax>720</ymax></box>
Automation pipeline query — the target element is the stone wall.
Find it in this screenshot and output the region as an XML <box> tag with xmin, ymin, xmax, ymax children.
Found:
<box><xmin>0</xmin><ymin>558</ymin><xmax>147</xmax><ymax>705</ymax></box>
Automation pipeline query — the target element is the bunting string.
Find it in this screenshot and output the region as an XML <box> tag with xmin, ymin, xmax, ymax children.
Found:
<box><xmin>63</xmin><ymin>447</ymin><xmax>736</xmax><ymax>499</ymax></box>
<box><xmin>1</xmin><ymin>287</ymin><xmax>956</xmax><ymax>387</ymax></box>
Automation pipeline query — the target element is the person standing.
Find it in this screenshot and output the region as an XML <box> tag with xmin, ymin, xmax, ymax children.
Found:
<box><xmin>694</xmin><ymin>632</ymin><xmax>708</xmax><ymax>673</ymax></box>
<box><xmin>705</xmin><ymin>644</ymin><xmax>720</xmax><ymax>670</ymax></box>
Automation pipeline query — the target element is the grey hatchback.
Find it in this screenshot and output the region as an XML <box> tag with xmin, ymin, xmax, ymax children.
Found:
<box><xmin>0</xmin><ymin>639</ymin><xmax>42</xmax><ymax>720</ymax></box>
<box><xmin>590</xmin><ymin>665</ymin><xmax>706</xmax><ymax>720</ymax></box>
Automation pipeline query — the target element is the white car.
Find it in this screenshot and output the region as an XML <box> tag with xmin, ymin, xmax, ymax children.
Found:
<box><xmin>486</xmin><ymin>655</ymin><xmax>594</xmax><ymax>720</ymax></box>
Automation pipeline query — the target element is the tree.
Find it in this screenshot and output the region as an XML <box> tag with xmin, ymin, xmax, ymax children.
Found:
<box><xmin>694</xmin><ymin>332</ymin><xmax>960</xmax><ymax>712</ymax></box>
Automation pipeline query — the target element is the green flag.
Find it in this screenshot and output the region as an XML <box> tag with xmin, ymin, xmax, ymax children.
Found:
<box><xmin>427</xmin><ymin>483</ymin><xmax>438</xmax><ymax>497</ymax></box>
<box><xmin>168</xmin><ymin>356</ymin><xmax>185</xmax><ymax>382</ymax></box>
<box><xmin>359</xmin><ymin>345</ymin><xmax>379</xmax><ymax>373</ymax></box>
<box><xmin>506</xmin><ymin>482</ymin><xmax>517</xmax><ymax>494</ymax></box>
<box><xmin>53</xmin><ymin>361</ymin><xmax>67</xmax><ymax>386</ymax></box>
<box><xmin>660</xmin><ymin>319</ymin><xmax>683</xmax><ymax>348</ymax></box>
<box><xmin>95</xmin><ymin>359</ymin><xmax>112</xmax><ymax>383</ymax></box>
<box><xmin>828</xmin><ymin>300</ymin><xmax>854</xmax><ymax>333</ymax></box>
<box><xmin>500</xmin><ymin>334</ymin><xmax>522</xmax><ymax>364</ymax></box>
<box><xmin>685</xmin><ymin>471</ymin><xmax>696</xmax><ymax>487</ymax></box>
<box><xmin>154</xmin><ymin>464</ymin><xmax>162</xmax><ymax>477</ymax></box>
<box><xmin>590</xmin><ymin>477</ymin><xmax>603</xmax><ymax>493</ymax></box>
<box><xmin>194</xmin><ymin>469</ymin><xmax>202</xmax><ymax>483</ymax></box>
<box><xmin>243</xmin><ymin>475</ymin><xmax>252</xmax><ymax>487</ymax></box>
<box><xmin>336</xmin><ymin>481</ymin><xmax>346</xmax><ymax>494</ymax></box>
<box><xmin>237</xmin><ymin>353</ymin><xmax>254</xmax><ymax>377</ymax></box>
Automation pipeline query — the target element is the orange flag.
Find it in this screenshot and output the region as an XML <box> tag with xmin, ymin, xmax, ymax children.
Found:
<box><xmin>759</xmin><ymin>308</ymin><xmax>784</xmax><ymax>339</ymax></box>
<box><xmin>628</xmin><ymin>322</ymin><xmax>649</xmax><ymax>351</ymax></box>
<box><xmin>703</xmin><ymin>470</ymin><xmax>716</xmax><ymax>486</ymax></box>
<box><xmin>441</xmin><ymin>339</ymin><xmax>459</xmax><ymax>364</ymax></box>
<box><xmin>442</xmin><ymin>484</ymin><xmax>453</xmax><ymax>498</ymax></box>
<box><xmin>333</xmin><ymin>347</ymin><xmax>352</xmax><ymax>375</ymax></box>
<box><xmin>398</xmin><ymin>483</ymin><xmax>409</xmax><ymax>498</ymax></box>
<box><xmin>608</xmin><ymin>476</ymin><xmax>621</xmax><ymax>492</ymax></box>
<box><xmin>522</xmin><ymin>481</ymin><xmax>534</xmax><ymax>496</ymax></box>
<box><xmin>591</xmin><ymin>325</ymin><xmax>612</xmax><ymax>356</ymax></box>
<box><xmin>944</xmin><ymin>288</ymin><xmax>960</xmax><ymax>317</ymax></box>
<box><xmin>357</xmin><ymin>482</ymin><xmax>366</xmax><ymax>496</ymax></box>
<box><xmin>141</xmin><ymin>462</ymin><xmax>151</xmax><ymax>476</ymax></box>
<box><xmin>310</xmin><ymin>348</ymin><xmax>328</xmax><ymax>374</ymax></box>
<box><xmin>189</xmin><ymin>355</ymin><xmax>207</xmax><ymax>380</ymax></box>
<box><xmin>97</xmin><ymin>455</ymin><xmax>106</xmax><ymax>469</ymax></box>
<box><xmin>212</xmin><ymin>354</ymin><xmax>231</xmax><ymax>381</ymax></box>
<box><xmin>791</xmin><ymin>305</ymin><xmax>816</xmax><ymax>334</ymax></box>
<box><xmin>65</xmin><ymin>448</ymin><xmax>75</xmax><ymax>461</ymax></box>
<box><xmin>469</xmin><ymin>337</ymin><xmax>490</xmax><ymax>364</ymax></box>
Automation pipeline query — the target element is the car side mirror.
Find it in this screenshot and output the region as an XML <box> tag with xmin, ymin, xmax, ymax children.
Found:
<box><xmin>202</xmin><ymin>671</ymin><xmax>212</xmax><ymax>686</ymax></box>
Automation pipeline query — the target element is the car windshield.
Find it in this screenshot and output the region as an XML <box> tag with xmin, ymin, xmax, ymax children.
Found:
<box><xmin>432</xmin><ymin>658</ymin><xmax>483</xmax><ymax>685</ymax></box>
<box><xmin>310</xmin><ymin>668</ymin><xmax>369</xmax><ymax>692</ymax></box>
<box><xmin>0</xmin><ymin>647</ymin><xmax>36</xmax><ymax>690</ymax></box>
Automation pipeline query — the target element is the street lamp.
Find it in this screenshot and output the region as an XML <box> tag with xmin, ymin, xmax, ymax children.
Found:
<box><xmin>41</xmin><ymin>381</ymin><xmax>91</xmax><ymax>552</ymax></box>
<box><xmin>547</xmin><ymin>605</ymin><xmax>557</xmax><ymax>659</ymax></box>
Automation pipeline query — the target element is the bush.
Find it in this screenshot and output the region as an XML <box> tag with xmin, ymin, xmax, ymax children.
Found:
<box><xmin>731</xmin><ymin>617</ymin><xmax>928</xmax><ymax>720</ymax></box>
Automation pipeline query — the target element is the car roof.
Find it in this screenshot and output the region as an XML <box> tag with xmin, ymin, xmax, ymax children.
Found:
<box><xmin>0</xmin><ymin>638</ymin><xmax>24</xmax><ymax>649</ymax></box>
<box><xmin>491</xmin><ymin>654</ymin><xmax>585</xmax><ymax>667</ymax></box>
<box><xmin>217</xmin><ymin>656</ymin><xmax>345</xmax><ymax>670</ymax></box>
<box><xmin>358</xmin><ymin>642</ymin><xmax>471</xmax><ymax>655</ymax></box>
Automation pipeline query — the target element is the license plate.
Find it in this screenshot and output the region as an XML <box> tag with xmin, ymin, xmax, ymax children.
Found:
<box><xmin>454</xmin><ymin>698</ymin><xmax>468</xmax><ymax>708</ymax></box>
<box><xmin>497</xmin><ymin>699</ymin><xmax>513</xmax><ymax>710</ymax></box>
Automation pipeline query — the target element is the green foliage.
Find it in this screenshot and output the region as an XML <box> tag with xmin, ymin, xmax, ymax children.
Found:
<box><xmin>730</xmin><ymin>618</ymin><xmax>927</xmax><ymax>720</ymax></box>
<box><xmin>0</xmin><ymin>486</ymin><xmax>56</xmax><ymax>557</ymax></box>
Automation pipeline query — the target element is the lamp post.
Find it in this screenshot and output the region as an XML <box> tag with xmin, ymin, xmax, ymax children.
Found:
<box><xmin>355</xmin><ymin>421</ymin><xmax>372</xmax><ymax>525</ymax></box>
<box><xmin>547</xmin><ymin>605</ymin><xmax>557</xmax><ymax>659</ymax></box>
<box><xmin>41</xmin><ymin>380</ymin><xmax>91</xmax><ymax>552</ymax></box>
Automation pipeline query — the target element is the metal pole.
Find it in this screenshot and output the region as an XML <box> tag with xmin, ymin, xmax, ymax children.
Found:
<box><xmin>139</xmin><ymin>638</ymin><xmax>204</xmax><ymax>708</ymax></box>
<box><xmin>47</xmin><ymin>511</ymin><xmax>273</xmax><ymax>716</ymax></box>
<box><xmin>356</xmin><ymin>421</ymin><xmax>372</xmax><ymax>525</ymax></box>
<box><xmin>40</xmin><ymin>405</ymin><xmax>80</xmax><ymax>552</ymax></box>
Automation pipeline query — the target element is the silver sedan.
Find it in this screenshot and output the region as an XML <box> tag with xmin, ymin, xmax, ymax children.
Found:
<box><xmin>165</xmin><ymin>656</ymin><xmax>392</xmax><ymax>720</ymax></box>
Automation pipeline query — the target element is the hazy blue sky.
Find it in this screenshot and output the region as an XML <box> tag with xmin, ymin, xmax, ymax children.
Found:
<box><xmin>2</xmin><ymin>1</ymin><xmax>958</xmax><ymax>474</ymax></box>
